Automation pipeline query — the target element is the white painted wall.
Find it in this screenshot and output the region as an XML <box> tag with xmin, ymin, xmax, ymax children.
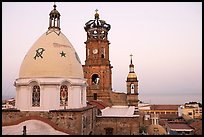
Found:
<box><xmin>15</xmin><ymin>77</ymin><xmax>87</xmax><ymax>111</ymax></box>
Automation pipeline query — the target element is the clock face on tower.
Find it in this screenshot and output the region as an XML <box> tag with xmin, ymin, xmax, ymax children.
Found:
<box><xmin>93</xmin><ymin>48</ymin><xmax>98</xmax><ymax>54</ymax></box>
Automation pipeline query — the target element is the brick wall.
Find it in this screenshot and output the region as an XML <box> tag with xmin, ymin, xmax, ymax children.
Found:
<box><xmin>95</xmin><ymin>116</ymin><xmax>139</xmax><ymax>135</ymax></box>
<box><xmin>110</xmin><ymin>92</ymin><xmax>127</xmax><ymax>106</ymax></box>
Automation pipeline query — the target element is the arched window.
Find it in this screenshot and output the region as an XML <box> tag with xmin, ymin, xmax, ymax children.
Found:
<box><xmin>60</xmin><ymin>85</ymin><xmax>68</xmax><ymax>106</ymax></box>
<box><xmin>92</xmin><ymin>74</ymin><xmax>100</xmax><ymax>85</ymax></box>
<box><xmin>93</xmin><ymin>93</ymin><xmax>97</xmax><ymax>100</ymax></box>
<box><xmin>131</xmin><ymin>84</ymin><xmax>134</xmax><ymax>94</ymax></box>
<box><xmin>101</xmin><ymin>54</ymin><xmax>104</xmax><ymax>58</ymax></box>
<box><xmin>32</xmin><ymin>85</ymin><xmax>40</xmax><ymax>107</ymax></box>
<box><xmin>101</xmin><ymin>47</ymin><xmax>105</xmax><ymax>58</ymax></box>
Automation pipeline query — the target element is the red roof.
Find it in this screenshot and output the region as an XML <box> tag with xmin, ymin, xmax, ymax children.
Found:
<box><xmin>168</xmin><ymin>123</ymin><xmax>193</xmax><ymax>130</ymax></box>
<box><xmin>88</xmin><ymin>100</ymin><xmax>109</xmax><ymax>110</ymax></box>
<box><xmin>159</xmin><ymin>114</ymin><xmax>179</xmax><ymax>119</ymax></box>
<box><xmin>150</xmin><ymin>104</ymin><xmax>180</xmax><ymax>110</ymax></box>
<box><xmin>190</xmin><ymin>120</ymin><xmax>202</xmax><ymax>135</ymax></box>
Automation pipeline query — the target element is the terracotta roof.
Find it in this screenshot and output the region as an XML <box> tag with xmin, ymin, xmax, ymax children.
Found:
<box><xmin>88</xmin><ymin>100</ymin><xmax>109</xmax><ymax>110</ymax></box>
<box><xmin>159</xmin><ymin>114</ymin><xmax>179</xmax><ymax>119</ymax></box>
<box><xmin>190</xmin><ymin>120</ymin><xmax>202</xmax><ymax>135</ymax></box>
<box><xmin>150</xmin><ymin>104</ymin><xmax>180</xmax><ymax>110</ymax></box>
<box><xmin>168</xmin><ymin>123</ymin><xmax>193</xmax><ymax>130</ymax></box>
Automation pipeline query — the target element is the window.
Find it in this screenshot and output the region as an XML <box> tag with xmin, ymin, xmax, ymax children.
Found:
<box><xmin>32</xmin><ymin>85</ymin><xmax>40</xmax><ymax>107</ymax></box>
<box><xmin>153</xmin><ymin>127</ymin><xmax>159</xmax><ymax>135</ymax></box>
<box><xmin>93</xmin><ymin>93</ymin><xmax>97</xmax><ymax>100</ymax></box>
<box><xmin>131</xmin><ymin>84</ymin><xmax>134</xmax><ymax>94</ymax></box>
<box><xmin>105</xmin><ymin>128</ymin><xmax>113</xmax><ymax>135</ymax></box>
<box><xmin>92</xmin><ymin>74</ymin><xmax>100</xmax><ymax>85</ymax></box>
<box><xmin>101</xmin><ymin>54</ymin><xmax>104</xmax><ymax>58</ymax></box>
<box><xmin>60</xmin><ymin>85</ymin><xmax>68</xmax><ymax>106</ymax></box>
<box><xmin>101</xmin><ymin>47</ymin><xmax>105</xmax><ymax>58</ymax></box>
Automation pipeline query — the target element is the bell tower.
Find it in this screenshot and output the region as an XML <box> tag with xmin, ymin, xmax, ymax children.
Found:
<box><xmin>126</xmin><ymin>54</ymin><xmax>139</xmax><ymax>107</ymax></box>
<box><xmin>83</xmin><ymin>10</ymin><xmax>112</xmax><ymax>105</ymax></box>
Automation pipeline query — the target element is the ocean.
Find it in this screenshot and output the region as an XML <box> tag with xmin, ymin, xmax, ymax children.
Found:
<box><xmin>139</xmin><ymin>93</ymin><xmax>202</xmax><ymax>105</ymax></box>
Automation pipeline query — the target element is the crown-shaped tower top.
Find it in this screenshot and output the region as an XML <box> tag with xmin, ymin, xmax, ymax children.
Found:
<box><xmin>84</xmin><ymin>9</ymin><xmax>111</xmax><ymax>41</ymax></box>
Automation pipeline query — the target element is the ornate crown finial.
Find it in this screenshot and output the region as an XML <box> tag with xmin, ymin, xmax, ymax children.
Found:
<box><xmin>95</xmin><ymin>9</ymin><xmax>99</xmax><ymax>19</ymax></box>
<box><xmin>84</xmin><ymin>9</ymin><xmax>111</xmax><ymax>40</ymax></box>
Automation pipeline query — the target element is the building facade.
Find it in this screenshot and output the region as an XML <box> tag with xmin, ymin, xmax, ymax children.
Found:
<box><xmin>83</xmin><ymin>10</ymin><xmax>112</xmax><ymax>106</ymax></box>
<box><xmin>82</xmin><ymin>10</ymin><xmax>139</xmax><ymax>109</ymax></box>
<box><xmin>2</xmin><ymin>4</ymin><xmax>140</xmax><ymax>135</ymax></box>
<box><xmin>2</xmin><ymin>4</ymin><xmax>96</xmax><ymax>135</ymax></box>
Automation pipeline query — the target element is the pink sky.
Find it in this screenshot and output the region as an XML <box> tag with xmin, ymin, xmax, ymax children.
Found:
<box><xmin>2</xmin><ymin>2</ymin><xmax>202</xmax><ymax>104</ymax></box>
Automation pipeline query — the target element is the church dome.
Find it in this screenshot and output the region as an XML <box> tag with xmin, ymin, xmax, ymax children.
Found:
<box><xmin>146</xmin><ymin>124</ymin><xmax>167</xmax><ymax>135</ymax></box>
<box><xmin>19</xmin><ymin>30</ymin><xmax>84</xmax><ymax>78</ymax></box>
<box><xmin>127</xmin><ymin>72</ymin><xmax>137</xmax><ymax>78</ymax></box>
<box><xmin>19</xmin><ymin>3</ymin><xmax>83</xmax><ymax>79</ymax></box>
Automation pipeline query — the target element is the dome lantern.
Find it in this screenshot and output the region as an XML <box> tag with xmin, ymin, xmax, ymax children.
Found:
<box><xmin>48</xmin><ymin>2</ymin><xmax>61</xmax><ymax>30</ymax></box>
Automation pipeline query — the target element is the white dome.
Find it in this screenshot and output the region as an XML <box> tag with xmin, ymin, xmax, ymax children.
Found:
<box><xmin>19</xmin><ymin>29</ymin><xmax>84</xmax><ymax>78</ymax></box>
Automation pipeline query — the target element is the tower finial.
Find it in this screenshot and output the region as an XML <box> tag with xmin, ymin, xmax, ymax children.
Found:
<box><xmin>129</xmin><ymin>54</ymin><xmax>134</xmax><ymax>73</ymax></box>
<box><xmin>130</xmin><ymin>54</ymin><xmax>133</xmax><ymax>64</ymax></box>
<box><xmin>95</xmin><ymin>9</ymin><xmax>99</xmax><ymax>19</ymax></box>
<box><xmin>53</xmin><ymin>2</ymin><xmax>56</xmax><ymax>9</ymax></box>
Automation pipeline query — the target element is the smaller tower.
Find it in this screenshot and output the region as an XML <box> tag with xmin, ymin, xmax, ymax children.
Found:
<box><xmin>126</xmin><ymin>54</ymin><xmax>139</xmax><ymax>108</ymax></box>
<box><xmin>47</xmin><ymin>3</ymin><xmax>61</xmax><ymax>35</ymax></box>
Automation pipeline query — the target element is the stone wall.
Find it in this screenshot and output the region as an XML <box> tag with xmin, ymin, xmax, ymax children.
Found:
<box><xmin>95</xmin><ymin>116</ymin><xmax>139</xmax><ymax>135</ymax></box>
<box><xmin>110</xmin><ymin>92</ymin><xmax>128</xmax><ymax>106</ymax></box>
<box><xmin>2</xmin><ymin>106</ymin><xmax>96</xmax><ymax>135</ymax></box>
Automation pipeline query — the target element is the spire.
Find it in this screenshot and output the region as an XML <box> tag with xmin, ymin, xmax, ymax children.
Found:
<box><xmin>48</xmin><ymin>2</ymin><xmax>61</xmax><ymax>30</ymax></box>
<box><xmin>129</xmin><ymin>54</ymin><xmax>134</xmax><ymax>73</ymax></box>
<box><xmin>130</xmin><ymin>54</ymin><xmax>133</xmax><ymax>64</ymax></box>
<box><xmin>127</xmin><ymin>54</ymin><xmax>138</xmax><ymax>83</ymax></box>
